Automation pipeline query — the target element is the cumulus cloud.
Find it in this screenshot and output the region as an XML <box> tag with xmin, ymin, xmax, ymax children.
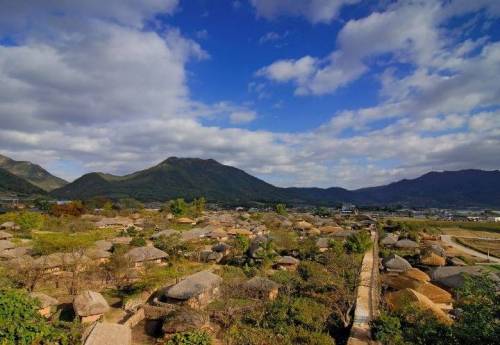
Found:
<box><xmin>229</xmin><ymin>111</ymin><xmax>257</xmax><ymax>124</ymax></box>
<box><xmin>250</xmin><ymin>0</ymin><xmax>360</xmax><ymax>23</ymax></box>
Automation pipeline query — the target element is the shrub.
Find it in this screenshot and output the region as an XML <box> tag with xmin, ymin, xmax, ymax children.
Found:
<box><xmin>371</xmin><ymin>312</ymin><xmax>405</xmax><ymax>345</ymax></box>
<box><xmin>129</xmin><ymin>237</ymin><xmax>146</xmax><ymax>247</ymax></box>
<box><xmin>16</xmin><ymin>211</ymin><xmax>44</xmax><ymax>231</ymax></box>
<box><xmin>165</xmin><ymin>330</ymin><xmax>211</xmax><ymax>345</ymax></box>
<box><xmin>275</xmin><ymin>204</ymin><xmax>287</xmax><ymax>216</ymax></box>
<box><xmin>344</xmin><ymin>231</ymin><xmax>372</xmax><ymax>254</ymax></box>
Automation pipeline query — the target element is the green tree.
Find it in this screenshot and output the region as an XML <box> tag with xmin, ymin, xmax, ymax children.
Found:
<box><xmin>16</xmin><ymin>211</ymin><xmax>44</xmax><ymax>231</ymax></box>
<box><xmin>192</xmin><ymin>197</ymin><xmax>206</xmax><ymax>217</ymax></box>
<box><xmin>275</xmin><ymin>203</ymin><xmax>287</xmax><ymax>216</ymax></box>
<box><xmin>0</xmin><ymin>289</ymin><xmax>65</xmax><ymax>344</ymax></box>
<box><xmin>371</xmin><ymin>312</ymin><xmax>406</xmax><ymax>345</ymax></box>
<box><xmin>344</xmin><ymin>231</ymin><xmax>372</xmax><ymax>254</ymax></box>
<box><xmin>169</xmin><ymin>198</ymin><xmax>187</xmax><ymax>216</ymax></box>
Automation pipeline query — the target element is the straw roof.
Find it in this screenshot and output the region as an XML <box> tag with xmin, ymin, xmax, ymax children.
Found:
<box><xmin>94</xmin><ymin>240</ymin><xmax>113</xmax><ymax>251</ymax></box>
<box><xmin>212</xmin><ymin>242</ymin><xmax>231</xmax><ymax>253</ymax></box>
<box><xmin>394</xmin><ymin>239</ymin><xmax>419</xmax><ymax>248</ymax></box>
<box><xmin>244</xmin><ymin>276</ymin><xmax>280</xmax><ymax>292</ymax></box>
<box><xmin>423</xmin><ymin>244</ymin><xmax>446</xmax><ymax>257</ymax></box>
<box><xmin>383</xmin><ymin>254</ymin><xmax>412</xmax><ymax>272</ymax></box>
<box><xmin>181</xmin><ymin>227</ymin><xmax>210</xmax><ymax>241</ymax></box>
<box><xmin>421</xmin><ymin>252</ymin><xmax>446</xmax><ymax>266</ymax></box>
<box><xmin>430</xmin><ymin>266</ymin><xmax>494</xmax><ymax>289</ymax></box>
<box><xmin>380</xmin><ymin>234</ymin><xmax>398</xmax><ymax>246</ymax></box>
<box><xmin>86</xmin><ymin>248</ymin><xmax>111</xmax><ymax>260</ymax></box>
<box><xmin>30</xmin><ymin>292</ymin><xmax>58</xmax><ymax>308</ymax></box>
<box><xmin>227</xmin><ymin>228</ymin><xmax>252</xmax><ymax>236</ymax></box>
<box><xmin>385</xmin><ymin>288</ymin><xmax>452</xmax><ymax>324</ymax></box>
<box><xmin>206</xmin><ymin>228</ymin><xmax>228</xmax><ymax>239</ymax></box>
<box><xmin>295</xmin><ymin>221</ymin><xmax>313</xmax><ymax>230</ymax></box>
<box><xmin>0</xmin><ymin>230</ymin><xmax>13</xmax><ymax>240</ymax></box>
<box><xmin>0</xmin><ymin>246</ymin><xmax>30</xmax><ymax>260</ymax></box>
<box><xmin>449</xmin><ymin>257</ymin><xmax>467</xmax><ymax>266</ymax></box>
<box><xmin>151</xmin><ymin>229</ymin><xmax>179</xmax><ymax>239</ymax></box>
<box><xmin>177</xmin><ymin>217</ymin><xmax>195</xmax><ymax>224</ymax></box>
<box><xmin>382</xmin><ymin>274</ymin><xmax>422</xmax><ymax>290</ymax></box>
<box><xmin>319</xmin><ymin>225</ymin><xmax>344</xmax><ymax>234</ymax></box>
<box><xmin>83</xmin><ymin>322</ymin><xmax>132</xmax><ymax>345</ymax></box>
<box><xmin>125</xmin><ymin>246</ymin><xmax>167</xmax><ymax>263</ymax></box>
<box><xmin>0</xmin><ymin>240</ymin><xmax>15</xmax><ymax>251</ymax></box>
<box><xmin>402</xmin><ymin>268</ymin><xmax>430</xmax><ymax>282</ymax></box>
<box><xmin>414</xmin><ymin>283</ymin><xmax>453</xmax><ymax>304</ymax></box>
<box><xmin>73</xmin><ymin>291</ymin><xmax>110</xmax><ymax>317</ymax></box>
<box><xmin>162</xmin><ymin>309</ymin><xmax>210</xmax><ymax>334</ymax></box>
<box><xmin>165</xmin><ymin>271</ymin><xmax>222</xmax><ymax>300</ymax></box>
<box><xmin>110</xmin><ymin>236</ymin><xmax>132</xmax><ymax>245</ymax></box>
<box><xmin>277</xmin><ymin>256</ymin><xmax>300</xmax><ymax>265</ymax></box>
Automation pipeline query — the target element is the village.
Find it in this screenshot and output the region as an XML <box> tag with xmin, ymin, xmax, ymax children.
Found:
<box><xmin>0</xmin><ymin>198</ymin><xmax>498</xmax><ymax>345</ymax></box>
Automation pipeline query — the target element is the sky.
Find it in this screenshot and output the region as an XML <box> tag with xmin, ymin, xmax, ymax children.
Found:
<box><xmin>0</xmin><ymin>0</ymin><xmax>499</xmax><ymax>189</ymax></box>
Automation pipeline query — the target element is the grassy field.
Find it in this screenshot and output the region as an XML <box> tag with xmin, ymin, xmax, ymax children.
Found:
<box><xmin>388</xmin><ymin>217</ymin><xmax>500</xmax><ymax>238</ymax></box>
<box><xmin>455</xmin><ymin>237</ymin><xmax>500</xmax><ymax>258</ymax></box>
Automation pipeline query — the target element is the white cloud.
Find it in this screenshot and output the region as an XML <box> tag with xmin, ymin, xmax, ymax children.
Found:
<box><xmin>229</xmin><ymin>111</ymin><xmax>257</xmax><ymax>124</ymax></box>
<box><xmin>250</xmin><ymin>0</ymin><xmax>360</xmax><ymax>23</ymax></box>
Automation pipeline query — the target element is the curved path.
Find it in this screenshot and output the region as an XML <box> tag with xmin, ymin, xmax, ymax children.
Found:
<box><xmin>441</xmin><ymin>235</ymin><xmax>500</xmax><ymax>263</ymax></box>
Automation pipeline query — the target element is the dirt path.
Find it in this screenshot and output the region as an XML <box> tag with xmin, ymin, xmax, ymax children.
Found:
<box><xmin>441</xmin><ymin>235</ymin><xmax>500</xmax><ymax>263</ymax></box>
<box><xmin>348</xmin><ymin>229</ymin><xmax>379</xmax><ymax>345</ymax></box>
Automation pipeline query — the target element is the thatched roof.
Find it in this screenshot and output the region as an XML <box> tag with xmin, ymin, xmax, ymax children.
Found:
<box><xmin>93</xmin><ymin>240</ymin><xmax>113</xmax><ymax>251</ymax></box>
<box><xmin>162</xmin><ymin>308</ymin><xmax>210</xmax><ymax>334</ymax></box>
<box><xmin>35</xmin><ymin>252</ymin><xmax>90</xmax><ymax>268</ymax></box>
<box><xmin>430</xmin><ymin>266</ymin><xmax>496</xmax><ymax>289</ymax></box>
<box><xmin>414</xmin><ymin>283</ymin><xmax>453</xmax><ymax>304</ymax></box>
<box><xmin>86</xmin><ymin>248</ymin><xmax>111</xmax><ymax>260</ymax></box>
<box><xmin>125</xmin><ymin>246</ymin><xmax>167</xmax><ymax>262</ymax></box>
<box><xmin>394</xmin><ymin>239</ymin><xmax>419</xmax><ymax>248</ymax></box>
<box><xmin>380</xmin><ymin>234</ymin><xmax>398</xmax><ymax>246</ymax></box>
<box><xmin>73</xmin><ymin>291</ymin><xmax>110</xmax><ymax>317</ymax></box>
<box><xmin>385</xmin><ymin>288</ymin><xmax>452</xmax><ymax>324</ymax></box>
<box><xmin>448</xmin><ymin>257</ymin><xmax>467</xmax><ymax>266</ymax></box>
<box><xmin>0</xmin><ymin>230</ymin><xmax>13</xmax><ymax>240</ymax></box>
<box><xmin>165</xmin><ymin>271</ymin><xmax>222</xmax><ymax>300</ymax></box>
<box><xmin>0</xmin><ymin>222</ymin><xmax>18</xmax><ymax>230</ymax></box>
<box><xmin>177</xmin><ymin>217</ymin><xmax>195</xmax><ymax>224</ymax></box>
<box><xmin>383</xmin><ymin>254</ymin><xmax>412</xmax><ymax>272</ymax></box>
<box><xmin>0</xmin><ymin>240</ymin><xmax>15</xmax><ymax>251</ymax></box>
<box><xmin>295</xmin><ymin>221</ymin><xmax>313</xmax><ymax>230</ymax></box>
<box><xmin>206</xmin><ymin>228</ymin><xmax>228</xmax><ymax>239</ymax></box>
<box><xmin>316</xmin><ymin>238</ymin><xmax>330</xmax><ymax>249</ymax></box>
<box><xmin>423</xmin><ymin>244</ymin><xmax>446</xmax><ymax>257</ymax></box>
<box><xmin>277</xmin><ymin>256</ymin><xmax>300</xmax><ymax>265</ymax></box>
<box><xmin>421</xmin><ymin>252</ymin><xmax>446</xmax><ymax>266</ymax></box>
<box><xmin>151</xmin><ymin>229</ymin><xmax>179</xmax><ymax>239</ymax></box>
<box><xmin>244</xmin><ymin>276</ymin><xmax>279</xmax><ymax>292</ymax></box>
<box><xmin>319</xmin><ymin>225</ymin><xmax>343</xmax><ymax>234</ymax></box>
<box><xmin>0</xmin><ymin>246</ymin><xmax>30</xmax><ymax>260</ymax></box>
<box><xmin>331</xmin><ymin>230</ymin><xmax>357</xmax><ymax>238</ymax></box>
<box><xmin>402</xmin><ymin>268</ymin><xmax>430</xmax><ymax>282</ymax></box>
<box><xmin>227</xmin><ymin>228</ymin><xmax>252</xmax><ymax>236</ymax></box>
<box><xmin>212</xmin><ymin>242</ymin><xmax>231</xmax><ymax>253</ymax></box>
<box><xmin>110</xmin><ymin>237</ymin><xmax>132</xmax><ymax>245</ymax></box>
<box><xmin>83</xmin><ymin>322</ymin><xmax>132</xmax><ymax>345</ymax></box>
<box><xmin>181</xmin><ymin>227</ymin><xmax>210</xmax><ymax>241</ymax></box>
<box><xmin>30</xmin><ymin>292</ymin><xmax>59</xmax><ymax>308</ymax></box>
<box><xmin>382</xmin><ymin>274</ymin><xmax>422</xmax><ymax>290</ymax></box>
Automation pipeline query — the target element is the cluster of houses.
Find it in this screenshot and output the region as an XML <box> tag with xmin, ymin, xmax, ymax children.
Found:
<box><xmin>379</xmin><ymin>225</ymin><xmax>499</xmax><ymax>324</ymax></box>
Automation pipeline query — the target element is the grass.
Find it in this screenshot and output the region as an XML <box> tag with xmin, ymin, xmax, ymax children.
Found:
<box><xmin>455</xmin><ymin>237</ymin><xmax>500</xmax><ymax>258</ymax></box>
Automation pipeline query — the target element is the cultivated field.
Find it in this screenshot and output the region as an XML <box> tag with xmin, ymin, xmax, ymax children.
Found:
<box><xmin>455</xmin><ymin>237</ymin><xmax>500</xmax><ymax>258</ymax></box>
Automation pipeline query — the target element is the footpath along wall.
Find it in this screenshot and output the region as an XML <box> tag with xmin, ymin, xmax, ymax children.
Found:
<box><xmin>347</xmin><ymin>228</ymin><xmax>380</xmax><ymax>345</ymax></box>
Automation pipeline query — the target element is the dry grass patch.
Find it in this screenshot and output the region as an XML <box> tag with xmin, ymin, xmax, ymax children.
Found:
<box><xmin>455</xmin><ymin>237</ymin><xmax>500</xmax><ymax>258</ymax></box>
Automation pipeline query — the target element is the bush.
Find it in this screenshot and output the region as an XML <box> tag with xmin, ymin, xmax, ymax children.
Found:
<box><xmin>129</xmin><ymin>237</ymin><xmax>146</xmax><ymax>247</ymax></box>
<box><xmin>16</xmin><ymin>211</ymin><xmax>44</xmax><ymax>231</ymax></box>
<box><xmin>165</xmin><ymin>330</ymin><xmax>211</xmax><ymax>345</ymax></box>
<box><xmin>344</xmin><ymin>231</ymin><xmax>372</xmax><ymax>254</ymax></box>
<box><xmin>371</xmin><ymin>312</ymin><xmax>405</xmax><ymax>345</ymax></box>
<box><xmin>275</xmin><ymin>204</ymin><xmax>287</xmax><ymax>216</ymax></box>
<box><xmin>0</xmin><ymin>289</ymin><xmax>66</xmax><ymax>344</ymax></box>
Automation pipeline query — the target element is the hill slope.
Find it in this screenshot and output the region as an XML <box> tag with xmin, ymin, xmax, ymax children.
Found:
<box><xmin>0</xmin><ymin>167</ymin><xmax>47</xmax><ymax>196</ymax></box>
<box><xmin>52</xmin><ymin>157</ymin><xmax>290</xmax><ymax>202</ymax></box>
<box><xmin>0</xmin><ymin>154</ymin><xmax>67</xmax><ymax>191</ymax></box>
<box><xmin>52</xmin><ymin>157</ymin><xmax>500</xmax><ymax>207</ymax></box>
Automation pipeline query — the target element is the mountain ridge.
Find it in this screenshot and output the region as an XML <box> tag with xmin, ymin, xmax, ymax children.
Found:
<box><xmin>51</xmin><ymin>157</ymin><xmax>500</xmax><ymax>208</ymax></box>
<box><xmin>0</xmin><ymin>154</ymin><xmax>67</xmax><ymax>191</ymax></box>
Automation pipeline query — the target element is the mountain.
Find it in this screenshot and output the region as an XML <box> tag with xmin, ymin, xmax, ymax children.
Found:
<box><xmin>0</xmin><ymin>167</ymin><xmax>47</xmax><ymax>196</ymax></box>
<box><xmin>51</xmin><ymin>157</ymin><xmax>500</xmax><ymax>207</ymax></box>
<box><xmin>52</xmin><ymin>157</ymin><xmax>290</xmax><ymax>202</ymax></box>
<box><xmin>0</xmin><ymin>154</ymin><xmax>67</xmax><ymax>191</ymax></box>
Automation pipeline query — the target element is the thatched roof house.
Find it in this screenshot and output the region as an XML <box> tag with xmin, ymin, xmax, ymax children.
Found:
<box><xmin>402</xmin><ymin>268</ymin><xmax>430</xmax><ymax>283</ymax></box>
<box><xmin>83</xmin><ymin>322</ymin><xmax>132</xmax><ymax>345</ymax></box>
<box><xmin>380</xmin><ymin>234</ymin><xmax>398</xmax><ymax>247</ymax></box>
<box><xmin>316</xmin><ymin>238</ymin><xmax>331</xmax><ymax>252</ymax></box>
<box><xmin>319</xmin><ymin>225</ymin><xmax>344</xmax><ymax>234</ymax></box>
<box><xmin>421</xmin><ymin>252</ymin><xmax>446</xmax><ymax>266</ymax></box>
<box><xmin>30</xmin><ymin>292</ymin><xmax>58</xmax><ymax>317</ymax></box>
<box><xmin>0</xmin><ymin>222</ymin><xmax>19</xmax><ymax>230</ymax></box>
<box><xmin>382</xmin><ymin>254</ymin><xmax>412</xmax><ymax>272</ymax></box>
<box><xmin>227</xmin><ymin>228</ymin><xmax>253</xmax><ymax>237</ymax></box>
<box><xmin>385</xmin><ymin>288</ymin><xmax>452</xmax><ymax>324</ymax></box>
<box><xmin>243</xmin><ymin>276</ymin><xmax>280</xmax><ymax>300</ymax></box>
<box><xmin>125</xmin><ymin>247</ymin><xmax>167</xmax><ymax>267</ymax></box>
<box><xmin>0</xmin><ymin>230</ymin><xmax>13</xmax><ymax>240</ymax></box>
<box><xmin>0</xmin><ymin>240</ymin><xmax>15</xmax><ymax>251</ymax></box>
<box><xmin>414</xmin><ymin>283</ymin><xmax>453</xmax><ymax>305</ymax></box>
<box><xmin>394</xmin><ymin>239</ymin><xmax>419</xmax><ymax>249</ymax></box>
<box><xmin>423</xmin><ymin>244</ymin><xmax>446</xmax><ymax>257</ymax></box>
<box><xmin>74</xmin><ymin>291</ymin><xmax>110</xmax><ymax>323</ymax></box>
<box><xmin>86</xmin><ymin>248</ymin><xmax>111</xmax><ymax>262</ymax></box>
<box><xmin>206</xmin><ymin>228</ymin><xmax>228</xmax><ymax>241</ymax></box>
<box><xmin>177</xmin><ymin>217</ymin><xmax>195</xmax><ymax>224</ymax></box>
<box><xmin>162</xmin><ymin>271</ymin><xmax>222</xmax><ymax>309</ymax></box>
<box><xmin>93</xmin><ymin>240</ymin><xmax>113</xmax><ymax>251</ymax></box>
<box><xmin>430</xmin><ymin>266</ymin><xmax>498</xmax><ymax>289</ymax></box>
<box><xmin>0</xmin><ymin>246</ymin><xmax>30</xmax><ymax>260</ymax></box>
<box><xmin>162</xmin><ymin>308</ymin><xmax>211</xmax><ymax>335</ymax></box>
<box><xmin>35</xmin><ymin>252</ymin><xmax>90</xmax><ymax>273</ymax></box>
<box><xmin>151</xmin><ymin>229</ymin><xmax>179</xmax><ymax>239</ymax></box>
<box><xmin>181</xmin><ymin>227</ymin><xmax>210</xmax><ymax>241</ymax></box>
<box><xmin>275</xmin><ymin>256</ymin><xmax>300</xmax><ymax>271</ymax></box>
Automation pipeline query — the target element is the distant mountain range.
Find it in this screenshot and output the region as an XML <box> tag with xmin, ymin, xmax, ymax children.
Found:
<box><xmin>0</xmin><ymin>167</ymin><xmax>46</xmax><ymax>196</ymax></box>
<box><xmin>0</xmin><ymin>154</ymin><xmax>67</xmax><ymax>191</ymax></box>
<box><xmin>1</xmin><ymin>154</ymin><xmax>499</xmax><ymax>207</ymax></box>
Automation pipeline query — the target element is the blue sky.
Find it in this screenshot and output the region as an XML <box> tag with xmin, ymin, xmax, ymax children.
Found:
<box><xmin>0</xmin><ymin>0</ymin><xmax>499</xmax><ymax>189</ymax></box>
